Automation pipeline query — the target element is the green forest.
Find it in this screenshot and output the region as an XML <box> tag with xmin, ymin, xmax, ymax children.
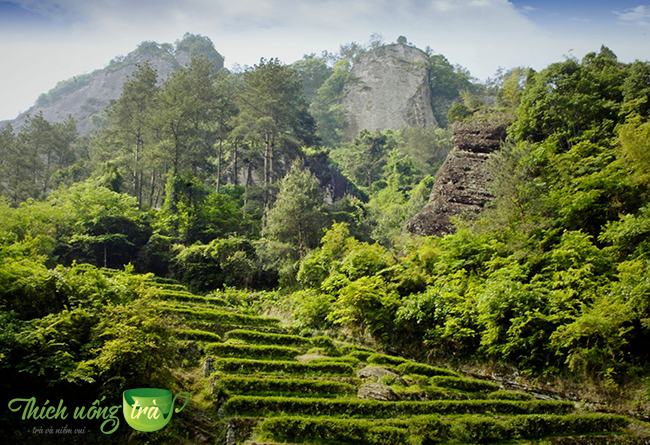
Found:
<box><xmin>2</xmin><ymin>36</ymin><xmax>650</xmax><ymax>443</ymax></box>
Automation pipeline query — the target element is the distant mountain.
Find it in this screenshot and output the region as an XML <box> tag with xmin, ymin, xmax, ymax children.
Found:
<box><xmin>2</xmin><ymin>33</ymin><xmax>224</xmax><ymax>136</ymax></box>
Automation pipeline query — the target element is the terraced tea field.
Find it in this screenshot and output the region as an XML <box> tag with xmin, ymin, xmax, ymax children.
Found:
<box><xmin>149</xmin><ymin>277</ymin><xmax>644</xmax><ymax>445</ymax></box>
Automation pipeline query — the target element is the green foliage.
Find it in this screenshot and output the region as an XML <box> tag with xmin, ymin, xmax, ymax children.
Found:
<box><xmin>310</xmin><ymin>59</ymin><xmax>353</xmax><ymax>146</ymax></box>
<box><xmin>171</xmin><ymin>237</ymin><xmax>259</xmax><ymax>292</ymax></box>
<box><xmin>292</xmin><ymin>54</ymin><xmax>333</xmax><ymax>103</ymax></box>
<box><xmin>447</xmin><ymin>103</ymin><xmax>472</xmax><ymax>123</ymax></box>
<box><xmin>263</xmin><ymin>161</ymin><xmax>326</xmax><ymax>254</ymax></box>
<box><xmin>328</xmin><ymin>276</ymin><xmax>400</xmax><ymax>341</ymax></box>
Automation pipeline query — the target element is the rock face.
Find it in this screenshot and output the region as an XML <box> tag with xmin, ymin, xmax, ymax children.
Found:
<box><xmin>5</xmin><ymin>34</ymin><xmax>224</xmax><ymax>136</ymax></box>
<box><xmin>342</xmin><ymin>43</ymin><xmax>436</xmax><ymax>139</ymax></box>
<box><xmin>356</xmin><ymin>366</ymin><xmax>406</xmax><ymax>386</ymax></box>
<box><xmin>405</xmin><ymin>118</ymin><xmax>509</xmax><ymax>236</ymax></box>
<box><xmin>357</xmin><ymin>383</ymin><xmax>400</xmax><ymax>401</ymax></box>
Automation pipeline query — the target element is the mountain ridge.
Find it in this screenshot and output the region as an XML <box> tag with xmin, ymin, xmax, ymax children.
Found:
<box><xmin>2</xmin><ymin>33</ymin><xmax>224</xmax><ymax>136</ymax></box>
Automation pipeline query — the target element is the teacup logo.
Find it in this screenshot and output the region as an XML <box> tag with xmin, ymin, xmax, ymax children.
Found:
<box><xmin>122</xmin><ymin>388</ymin><xmax>189</xmax><ymax>432</ymax></box>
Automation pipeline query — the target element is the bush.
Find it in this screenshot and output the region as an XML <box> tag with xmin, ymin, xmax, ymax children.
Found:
<box><xmin>212</xmin><ymin>358</ymin><xmax>355</xmax><ymax>376</ymax></box>
<box><xmin>204</xmin><ymin>343</ymin><xmax>301</xmax><ymax>360</ymax></box>
<box><xmin>430</xmin><ymin>376</ymin><xmax>500</xmax><ymax>393</ymax></box>
<box><xmin>395</xmin><ymin>362</ymin><xmax>459</xmax><ymax>377</ymax></box>
<box><xmin>225</xmin><ymin>329</ymin><xmax>310</xmax><ymax>346</ymax></box>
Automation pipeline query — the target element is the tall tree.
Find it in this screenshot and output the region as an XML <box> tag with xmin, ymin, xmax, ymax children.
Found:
<box><xmin>212</xmin><ymin>70</ymin><xmax>239</xmax><ymax>193</ymax></box>
<box><xmin>237</xmin><ymin>58</ymin><xmax>310</xmax><ymax>225</ymax></box>
<box><xmin>109</xmin><ymin>62</ymin><xmax>158</xmax><ymax>206</ymax></box>
<box><xmin>263</xmin><ymin>161</ymin><xmax>326</xmax><ymax>255</ymax></box>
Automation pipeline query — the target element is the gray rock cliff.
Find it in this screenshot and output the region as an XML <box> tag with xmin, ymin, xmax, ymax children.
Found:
<box><xmin>342</xmin><ymin>44</ymin><xmax>437</xmax><ymax>139</ymax></box>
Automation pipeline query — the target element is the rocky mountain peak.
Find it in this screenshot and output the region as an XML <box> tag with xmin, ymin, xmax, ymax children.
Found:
<box><xmin>5</xmin><ymin>33</ymin><xmax>224</xmax><ymax>136</ymax></box>
<box><xmin>342</xmin><ymin>43</ymin><xmax>437</xmax><ymax>139</ymax></box>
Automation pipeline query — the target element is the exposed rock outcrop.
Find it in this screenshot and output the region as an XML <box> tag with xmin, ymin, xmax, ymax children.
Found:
<box><xmin>6</xmin><ymin>34</ymin><xmax>224</xmax><ymax>136</ymax></box>
<box><xmin>357</xmin><ymin>366</ymin><xmax>406</xmax><ymax>386</ymax></box>
<box><xmin>342</xmin><ymin>43</ymin><xmax>436</xmax><ymax>139</ymax></box>
<box><xmin>405</xmin><ymin>117</ymin><xmax>509</xmax><ymax>236</ymax></box>
<box><xmin>357</xmin><ymin>382</ymin><xmax>400</xmax><ymax>401</ymax></box>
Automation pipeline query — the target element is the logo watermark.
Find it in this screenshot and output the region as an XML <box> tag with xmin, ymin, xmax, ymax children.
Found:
<box><xmin>7</xmin><ymin>388</ymin><xmax>189</xmax><ymax>434</ymax></box>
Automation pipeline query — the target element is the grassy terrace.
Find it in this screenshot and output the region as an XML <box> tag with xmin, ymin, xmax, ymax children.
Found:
<box><xmin>153</xmin><ymin>281</ymin><xmax>643</xmax><ymax>444</ymax></box>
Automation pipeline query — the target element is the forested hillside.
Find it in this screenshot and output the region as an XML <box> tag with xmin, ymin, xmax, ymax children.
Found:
<box><xmin>2</xmin><ymin>37</ymin><xmax>650</xmax><ymax>443</ymax></box>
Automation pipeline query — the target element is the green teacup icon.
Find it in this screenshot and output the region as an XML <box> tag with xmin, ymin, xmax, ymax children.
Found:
<box><xmin>123</xmin><ymin>388</ymin><xmax>189</xmax><ymax>432</ymax></box>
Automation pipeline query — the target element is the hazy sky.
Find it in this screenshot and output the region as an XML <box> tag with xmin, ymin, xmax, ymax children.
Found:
<box><xmin>1</xmin><ymin>0</ymin><xmax>649</xmax><ymax>121</ymax></box>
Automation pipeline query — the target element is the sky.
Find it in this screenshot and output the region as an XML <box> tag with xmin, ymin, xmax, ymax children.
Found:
<box><xmin>0</xmin><ymin>0</ymin><xmax>649</xmax><ymax>121</ymax></box>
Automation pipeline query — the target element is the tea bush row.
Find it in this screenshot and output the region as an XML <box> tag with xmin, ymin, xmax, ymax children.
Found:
<box><xmin>213</xmin><ymin>376</ymin><xmax>356</xmax><ymax>397</ymax></box>
<box><xmin>450</xmin><ymin>413</ymin><xmax>629</xmax><ymax>442</ymax></box>
<box><xmin>255</xmin><ymin>413</ymin><xmax>628</xmax><ymax>444</ymax></box>
<box><xmin>395</xmin><ymin>362</ymin><xmax>459</xmax><ymax>377</ymax></box>
<box><xmin>367</xmin><ymin>353</ymin><xmax>410</xmax><ymax>366</ymax></box>
<box><xmin>222</xmin><ymin>395</ymin><xmax>574</xmax><ymax>417</ymax></box>
<box><xmin>176</xmin><ymin>329</ymin><xmax>222</xmax><ymax>342</ymax></box>
<box><xmin>430</xmin><ymin>376</ymin><xmax>500</xmax><ymax>393</ymax></box>
<box><xmin>161</xmin><ymin>305</ymin><xmax>279</xmax><ymax>327</ymax></box>
<box><xmin>225</xmin><ymin>329</ymin><xmax>310</xmax><ymax>346</ymax></box>
<box><xmin>211</xmin><ymin>357</ymin><xmax>355</xmax><ymax>376</ymax></box>
<box><xmin>154</xmin><ymin>288</ymin><xmax>228</xmax><ymax>306</ymax></box>
<box><xmin>204</xmin><ymin>342</ymin><xmax>302</xmax><ymax>360</ymax></box>
<box><xmin>255</xmin><ymin>416</ymin><xmax>447</xmax><ymax>445</ymax></box>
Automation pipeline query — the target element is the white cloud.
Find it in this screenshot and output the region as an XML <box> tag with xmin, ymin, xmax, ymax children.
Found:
<box><xmin>614</xmin><ymin>5</ymin><xmax>650</xmax><ymax>27</ymax></box>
